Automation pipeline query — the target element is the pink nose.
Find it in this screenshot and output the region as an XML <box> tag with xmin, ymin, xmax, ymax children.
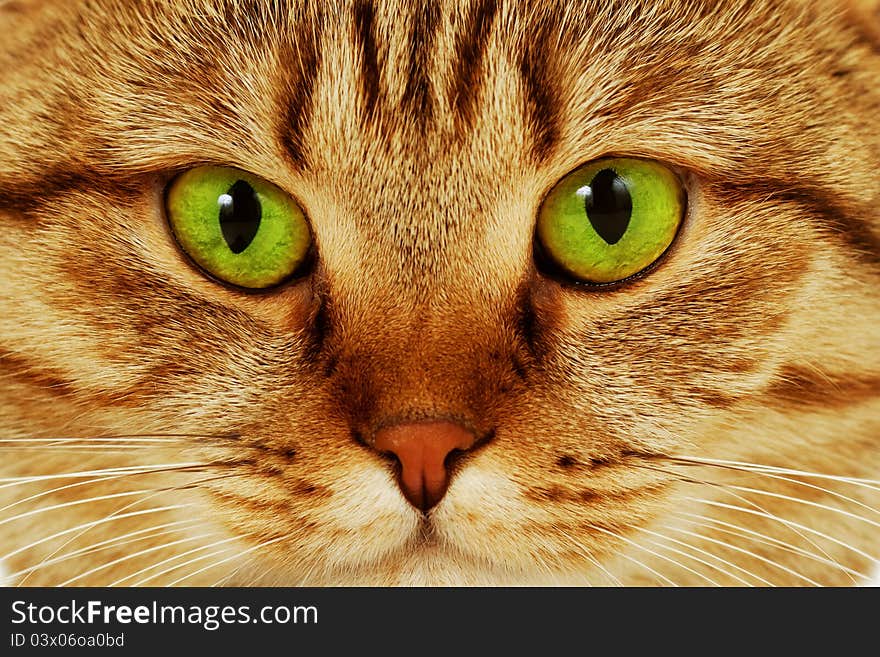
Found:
<box><xmin>373</xmin><ymin>421</ymin><xmax>477</xmax><ymax>511</ymax></box>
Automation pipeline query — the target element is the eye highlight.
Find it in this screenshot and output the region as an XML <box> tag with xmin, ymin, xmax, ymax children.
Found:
<box><xmin>536</xmin><ymin>158</ymin><xmax>685</xmax><ymax>284</ymax></box>
<box><xmin>165</xmin><ymin>166</ymin><xmax>311</xmax><ymax>289</ymax></box>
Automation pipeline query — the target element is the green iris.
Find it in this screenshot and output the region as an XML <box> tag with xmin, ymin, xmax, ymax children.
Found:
<box><xmin>166</xmin><ymin>166</ymin><xmax>311</xmax><ymax>289</ymax></box>
<box><xmin>536</xmin><ymin>158</ymin><xmax>685</xmax><ymax>284</ymax></box>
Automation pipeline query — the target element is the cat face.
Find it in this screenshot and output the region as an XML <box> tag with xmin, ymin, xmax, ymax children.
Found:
<box><xmin>0</xmin><ymin>0</ymin><xmax>878</xmax><ymax>585</ymax></box>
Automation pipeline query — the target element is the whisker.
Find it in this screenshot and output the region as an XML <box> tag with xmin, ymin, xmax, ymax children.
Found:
<box><xmin>0</xmin><ymin>433</ymin><xmax>238</xmax><ymax>442</ymax></box>
<box><xmin>122</xmin><ymin>535</ymin><xmax>248</xmax><ymax>587</ymax></box>
<box><xmin>667</xmin><ymin>456</ymin><xmax>880</xmax><ymax>490</ymax></box>
<box><xmin>3</xmin><ymin>462</ymin><xmax>237</xmax><ymax>582</ymax></box>
<box><xmin>714</xmin><ymin>468</ymin><xmax>880</xmax><ymax>519</ymax></box>
<box><xmin>57</xmin><ymin>532</ymin><xmax>223</xmax><ymax>587</ymax></box>
<box><xmin>684</xmin><ymin>497</ymin><xmax>878</xmax><ymax>563</ymax></box>
<box><xmin>0</xmin><ymin>439</ymin><xmax>180</xmax><ymax>444</ymax></box>
<box><xmin>211</xmin><ymin>563</ymin><xmax>247</xmax><ymax>588</ymax></box>
<box><xmin>0</xmin><ymin>448</ymin><xmax>165</xmax><ymax>454</ymax></box>
<box><xmin>602</xmin><ymin>527</ymin><xmax>713</xmax><ymax>585</ymax></box>
<box><xmin>1</xmin><ymin>487</ymin><xmax>186</xmax><ymax>527</ymax></box>
<box><xmin>2</xmin><ymin>505</ymin><xmax>194</xmax><ymax>562</ymax></box>
<box><xmin>636</xmin><ymin>462</ymin><xmax>846</xmax><ymax>579</ymax></box>
<box><xmin>158</xmin><ymin>546</ymin><xmax>246</xmax><ymax>587</ymax></box>
<box><xmin>633</xmin><ymin>525</ymin><xmax>754</xmax><ymax>585</ymax></box>
<box><xmin>638</xmin><ymin>538</ymin><xmax>721</xmax><ymax>586</ymax></box>
<box><xmin>0</xmin><ymin>470</ymin><xmax>238</xmax><ymax>515</ymax></box>
<box><xmin>721</xmin><ymin>483</ymin><xmax>880</xmax><ymax>529</ymax></box>
<box><xmin>13</xmin><ymin>472</ymin><xmax>243</xmax><ymax>586</ymax></box>
<box><xmin>662</xmin><ymin>524</ymin><xmax>805</xmax><ymax>585</ymax></box>
<box><xmin>558</xmin><ymin>528</ymin><xmax>616</xmax><ymax>586</ymax></box>
<box><xmin>0</xmin><ymin>463</ymin><xmax>212</xmax><ymax>488</ymax></box>
<box><xmin>165</xmin><ymin>535</ymin><xmax>289</xmax><ymax>587</ymax></box>
<box><xmin>670</xmin><ymin>510</ymin><xmax>869</xmax><ymax>583</ymax></box>
<box><xmin>1</xmin><ymin>473</ymin><xmax>148</xmax><ymax>515</ymax></box>
<box><xmin>586</xmin><ymin>524</ymin><xmax>678</xmax><ymax>586</ymax></box>
<box><xmin>5</xmin><ymin>520</ymin><xmax>205</xmax><ymax>580</ymax></box>
<box><xmin>0</xmin><ymin>435</ymin><xmax>226</xmax><ymax>452</ymax></box>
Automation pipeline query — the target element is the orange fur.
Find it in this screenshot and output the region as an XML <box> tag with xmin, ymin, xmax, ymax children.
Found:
<box><xmin>0</xmin><ymin>0</ymin><xmax>878</xmax><ymax>585</ymax></box>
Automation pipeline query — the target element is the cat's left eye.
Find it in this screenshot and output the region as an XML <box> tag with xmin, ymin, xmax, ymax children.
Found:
<box><xmin>165</xmin><ymin>166</ymin><xmax>311</xmax><ymax>289</ymax></box>
<box><xmin>536</xmin><ymin>157</ymin><xmax>685</xmax><ymax>284</ymax></box>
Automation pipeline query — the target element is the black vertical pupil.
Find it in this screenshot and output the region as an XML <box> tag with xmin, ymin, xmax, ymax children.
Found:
<box><xmin>218</xmin><ymin>180</ymin><xmax>262</xmax><ymax>254</ymax></box>
<box><xmin>584</xmin><ymin>168</ymin><xmax>632</xmax><ymax>245</ymax></box>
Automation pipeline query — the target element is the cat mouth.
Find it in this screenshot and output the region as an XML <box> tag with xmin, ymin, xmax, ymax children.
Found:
<box><xmin>411</xmin><ymin>517</ymin><xmax>442</xmax><ymax>547</ymax></box>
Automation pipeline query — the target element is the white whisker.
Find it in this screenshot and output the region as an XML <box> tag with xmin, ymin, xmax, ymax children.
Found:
<box><xmin>639</xmin><ymin>538</ymin><xmax>721</xmax><ymax>586</ymax></box>
<box><xmin>684</xmin><ymin>496</ymin><xmax>878</xmax><ymax>563</ymax></box>
<box><xmin>6</xmin><ymin>520</ymin><xmax>204</xmax><ymax>580</ymax></box>
<box><xmin>122</xmin><ymin>535</ymin><xmax>247</xmax><ymax>587</ymax></box>
<box><xmin>721</xmin><ymin>483</ymin><xmax>880</xmax><ymax>530</ymax></box>
<box><xmin>697</xmin><ymin>476</ymin><xmax>852</xmax><ymax>576</ymax></box>
<box><xmin>13</xmin><ymin>472</ymin><xmax>241</xmax><ymax>586</ymax></box>
<box><xmin>670</xmin><ymin>456</ymin><xmax>880</xmax><ymax>490</ymax></box>
<box><xmin>671</xmin><ymin>510</ymin><xmax>869</xmax><ymax>583</ymax></box>
<box><xmin>211</xmin><ymin>564</ymin><xmax>246</xmax><ymax>587</ymax></box>
<box><xmin>639</xmin><ymin>462</ymin><xmax>845</xmax><ymax>579</ymax></box>
<box><xmin>58</xmin><ymin>532</ymin><xmax>222</xmax><ymax>587</ymax></box>
<box><xmin>634</xmin><ymin>525</ymin><xmax>753</xmax><ymax>585</ymax></box>
<box><xmin>0</xmin><ymin>488</ymin><xmax>179</xmax><ymax>527</ymax></box>
<box><xmin>2</xmin><ymin>505</ymin><xmax>193</xmax><ymax>562</ymax></box>
<box><xmin>600</xmin><ymin>527</ymin><xmax>711</xmax><ymax>585</ymax></box>
<box><xmin>165</xmin><ymin>535</ymin><xmax>288</xmax><ymax>587</ymax></box>
<box><xmin>558</xmin><ymin>528</ymin><xmax>616</xmax><ymax>586</ymax></box>
<box><xmin>0</xmin><ymin>438</ymin><xmax>182</xmax><ymax>444</ymax></box>
<box><xmin>0</xmin><ymin>463</ymin><xmax>209</xmax><ymax>488</ymax></box>
<box><xmin>157</xmin><ymin>546</ymin><xmax>245</xmax><ymax>587</ymax></box>
<box><xmin>0</xmin><ymin>473</ymin><xmax>141</xmax><ymax>515</ymax></box>
<box><xmin>0</xmin><ymin>433</ymin><xmax>227</xmax><ymax>441</ymax></box>
<box><xmin>0</xmin><ymin>448</ymin><xmax>161</xmax><ymax>453</ymax></box>
<box><xmin>663</xmin><ymin>524</ymin><xmax>803</xmax><ymax>585</ymax></box>
<box><xmin>721</xmin><ymin>468</ymin><xmax>880</xmax><ymax>519</ymax></box>
<box><xmin>586</xmin><ymin>524</ymin><xmax>678</xmax><ymax>586</ymax></box>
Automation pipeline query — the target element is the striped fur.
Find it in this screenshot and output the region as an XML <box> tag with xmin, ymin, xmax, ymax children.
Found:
<box><xmin>0</xmin><ymin>0</ymin><xmax>878</xmax><ymax>585</ymax></box>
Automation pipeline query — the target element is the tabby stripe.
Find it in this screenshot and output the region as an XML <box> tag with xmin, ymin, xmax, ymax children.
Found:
<box><xmin>0</xmin><ymin>349</ymin><xmax>140</xmax><ymax>407</ymax></box>
<box><xmin>211</xmin><ymin>488</ymin><xmax>329</xmax><ymax>513</ymax></box>
<box><xmin>518</xmin><ymin>15</ymin><xmax>562</xmax><ymax>164</ymax></box>
<box><xmin>0</xmin><ymin>168</ymin><xmax>140</xmax><ymax>217</ymax></box>
<box><xmin>713</xmin><ymin>179</ymin><xmax>880</xmax><ymax>268</ymax></box>
<box><xmin>764</xmin><ymin>365</ymin><xmax>880</xmax><ymax>408</ymax></box>
<box><xmin>775</xmin><ymin>189</ymin><xmax>880</xmax><ymax>268</ymax></box>
<box><xmin>50</xmin><ymin>248</ymin><xmax>274</xmax><ymax>408</ymax></box>
<box><xmin>513</xmin><ymin>275</ymin><xmax>553</xmax><ymax>364</ymax></box>
<box><xmin>524</xmin><ymin>482</ymin><xmax>668</xmax><ymax>504</ymax></box>
<box><xmin>304</xmin><ymin>290</ymin><xmax>334</xmax><ymax>371</ymax></box>
<box><xmin>0</xmin><ymin>354</ymin><xmax>149</xmax><ymax>407</ymax></box>
<box><xmin>278</xmin><ymin>9</ymin><xmax>324</xmax><ymax>170</ymax></box>
<box><xmin>353</xmin><ymin>0</ymin><xmax>382</xmax><ymax>122</ymax></box>
<box><xmin>0</xmin><ymin>352</ymin><xmax>77</xmax><ymax>398</ymax></box>
<box><xmin>401</xmin><ymin>0</ymin><xmax>440</xmax><ymax>124</ymax></box>
<box><xmin>450</xmin><ymin>0</ymin><xmax>497</xmax><ymax>133</ymax></box>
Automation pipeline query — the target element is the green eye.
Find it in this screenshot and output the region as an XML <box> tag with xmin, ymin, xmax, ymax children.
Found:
<box><xmin>536</xmin><ymin>158</ymin><xmax>685</xmax><ymax>284</ymax></box>
<box><xmin>166</xmin><ymin>166</ymin><xmax>311</xmax><ymax>289</ymax></box>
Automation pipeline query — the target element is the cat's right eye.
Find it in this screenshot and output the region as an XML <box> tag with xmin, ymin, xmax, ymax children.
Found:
<box><xmin>165</xmin><ymin>166</ymin><xmax>311</xmax><ymax>289</ymax></box>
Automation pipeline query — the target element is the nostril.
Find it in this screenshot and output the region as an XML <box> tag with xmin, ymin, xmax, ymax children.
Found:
<box><xmin>372</xmin><ymin>420</ymin><xmax>478</xmax><ymax>512</ymax></box>
<box><xmin>443</xmin><ymin>447</ymin><xmax>468</xmax><ymax>470</ymax></box>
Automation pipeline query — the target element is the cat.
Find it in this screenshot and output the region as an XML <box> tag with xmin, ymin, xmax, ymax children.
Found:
<box><xmin>0</xmin><ymin>0</ymin><xmax>878</xmax><ymax>587</ymax></box>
